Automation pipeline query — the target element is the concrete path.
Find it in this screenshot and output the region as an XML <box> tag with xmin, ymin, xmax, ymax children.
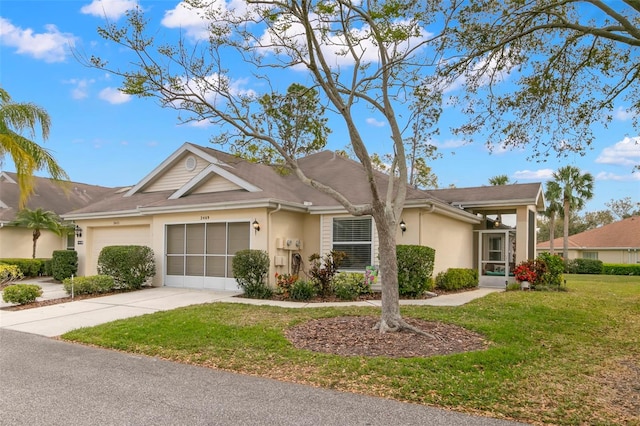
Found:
<box><xmin>0</xmin><ymin>278</ymin><xmax>501</xmax><ymax>337</ymax></box>
<box><xmin>0</xmin><ymin>329</ymin><xmax>525</xmax><ymax>425</ymax></box>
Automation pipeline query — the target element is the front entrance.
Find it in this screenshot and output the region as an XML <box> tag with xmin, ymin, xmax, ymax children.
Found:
<box><xmin>478</xmin><ymin>229</ymin><xmax>516</xmax><ymax>288</ymax></box>
<box><xmin>164</xmin><ymin>221</ymin><xmax>249</xmax><ymax>290</ymax></box>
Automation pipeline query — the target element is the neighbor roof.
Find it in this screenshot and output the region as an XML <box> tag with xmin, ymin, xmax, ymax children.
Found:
<box><xmin>426</xmin><ymin>183</ymin><xmax>545</xmax><ymax>210</ymax></box>
<box><xmin>537</xmin><ymin>215</ymin><xmax>640</xmax><ymax>249</ymax></box>
<box><xmin>0</xmin><ymin>172</ymin><xmax>115</xmax><ymax>222</ymax></box>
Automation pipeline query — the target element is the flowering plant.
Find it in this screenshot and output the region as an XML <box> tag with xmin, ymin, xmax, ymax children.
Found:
<box><xmin>514</xmin><ymin>260</ymin><xmax>537</xmax><ymax>283</ymax></box>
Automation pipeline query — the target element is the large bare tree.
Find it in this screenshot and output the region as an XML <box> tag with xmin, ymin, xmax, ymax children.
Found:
<box><xmin>86</xmin><ymin>0</ymin><xmax>450</xmax><ymax>333</ymax></box>
<box><xmin>441</xmin><ymin>0</ymin><xmax>640</xmax><ymax>167</ymax></box>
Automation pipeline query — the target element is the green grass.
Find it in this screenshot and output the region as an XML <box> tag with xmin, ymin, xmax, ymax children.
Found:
<box><xmin>62</xmin><ymin>274</ymin><xmax>640</xmax><ymax>425</ymax></box>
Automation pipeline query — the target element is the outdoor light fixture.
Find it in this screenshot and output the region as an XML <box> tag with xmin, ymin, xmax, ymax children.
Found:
<box><xmin>75</xmin><ymin>225</ymin><xmax>82</xmax><ymax>238</ymax></box>
<box><xmin>494</xmin><ymin>214</ymin><xmax>502</xmax><ymax>228</ymax></box>
<box><xmin>399</xmin><ymin>220</ymin><xmax>407</xmax><ymax>234</ymax></box>
<box><xmin>252</xmin><ymin>219</ymin><xmax>261</xmax><ymax>232</ymax></box>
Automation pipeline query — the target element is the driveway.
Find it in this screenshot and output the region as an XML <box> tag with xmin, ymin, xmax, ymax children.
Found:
<box><xmin>0</xmin><ymin>329</ymin><xmax>525</xmax><ymax>425</ymax></box>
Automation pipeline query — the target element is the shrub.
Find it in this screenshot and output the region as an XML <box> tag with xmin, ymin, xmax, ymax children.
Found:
<box><xmin>51</xmin><ymin>250</ymin><xmax>78</xmax><ymax>281</ymax></box>
<box><xmin>97</xmin><ymin>246</ymin><xmax>156</xmax><ymax>290</ymax></box>
<box><xmin>308</xmin><ymin>251</ymin><xmax>346</xmax><ymax>297</ymax></box>
<box><xmin>63</xmin><ymin>275</ymin><xmax>115</xmax><ymax>295</ymax></box>
<box><xmin>2</xmin><ymin>284</ymin><xmax>42</xmax><ymax>304</ymax></box>
<box><xmin>566</xmin><ymin>258</ymin><xmax>604</xmax><ymax>274</ymax></box>
<box><xmin>332</xmin><ymin>272</ymin><xmax>371</xmax><ymax>301</ymax></box>
<box><xmin>396</xmin><ymin>245</ymin><xmax>436</xmax><ymax>297</ymax></box>
<box><xmin>506</xmin><ymin>282</ymin><xmax>522</xmax><ymax>291</ymax></box>
<box><xmin>43</xmin><ymin>259</ymin><xmax>53</xmax><ymax>277</ymax></box>
<box><xmin>289</xmin><ymin>280</ymin><xmax>317</xmax><ymax>301</ymax></box>
<box><xmin>274</xmin><ymin>273</ymin><xmax>298</xmax><ymax>298</ymax></box>
<box><xmin>232</xmin><ymin>250</ymin><xmax>272</xmax><ymax>299</ymax></box>
<box><xmin>536</xmin><ymin>253</ymin><xmax>565</xmax><ymax>287</ymax></box>
<box><xmin>435</xmin><ymin>268</ymin><xmax>478</xmax><ymax>291</ymax></box>
<box><xmin>0</xmin><ymin>264</ymin><xmax>23</xmax><ymax>285</ymax></box>
<box><xmin>602</xmin><ymin>263</ymin><xmax>640</xmax><ymax>276</ymax></box>
<box><xmin>0</xmin><ymin>258</ymin><xmax>43</xmax><ymax>277</ymax></box>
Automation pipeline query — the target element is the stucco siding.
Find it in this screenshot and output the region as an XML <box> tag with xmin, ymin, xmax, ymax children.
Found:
<box><xmin>420</xmin><ymin>212</ymin><xmax>475</xmax><ymax>275</ymax></box>
<box><xmin>0</xmin><ymin>228</ymin><xmax>66</xmax><ymax>260</ymax></box>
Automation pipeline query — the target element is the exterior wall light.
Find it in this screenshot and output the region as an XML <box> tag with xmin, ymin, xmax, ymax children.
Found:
<box><xmin>75</xmin><ymin>225</ymin><xmax>82</xmax><ymax>238</ymax></box>
<box><xmin>399</xmin><ymin>220</ymin><xmax>406</xmax><ymax>234</ymax></box>
<box><xmin>252</xmin><ymin>219</ymin><xmax>260</xmax><ymax>232</ymax></box>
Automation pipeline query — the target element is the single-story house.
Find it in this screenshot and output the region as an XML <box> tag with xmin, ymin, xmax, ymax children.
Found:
<box><xmin>59</xmin><ymin>142</ymin><xmax>544</xmax><ymax>289</ymax></box>
<box><xmin>0</xmin><ymin>171</ymin><xmax>113</xmax><ymax>259</ymax></box>
<box><xmin>537</xmin><ymin>215</ymin><xmax>640</xmax><ymax>264</ymax></box>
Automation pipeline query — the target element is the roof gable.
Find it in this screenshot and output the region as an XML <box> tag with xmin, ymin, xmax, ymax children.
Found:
<box><xmin>427</xmin><ymin>183</ymin><xmax>545</xmax><ymax>210</ymax></box>
<box><xmin>124</xmin><ymin>143</ymin><xmax>262</xmax><ymax>198</ymax></box>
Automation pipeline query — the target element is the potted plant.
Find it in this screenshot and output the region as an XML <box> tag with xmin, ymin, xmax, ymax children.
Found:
<box><xmin>514</xmin><ymin>260</ymin><xmax>537</xmax><ymax>290</ymax></box>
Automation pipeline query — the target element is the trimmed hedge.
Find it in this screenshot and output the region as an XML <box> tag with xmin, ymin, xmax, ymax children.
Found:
<box><xmin>566</xmin><ymin>258</ymin><xmax>603</xmax><ymax>274</ymax></box>
<box><xmin>332</xmin><ymin>272</ymin><xmax>370</xmax><ymax>301</ymax></box>
<box><xmin>63</xmin><ymin>275</ymin><xmax>115</xmax><ymax>295</ymax></box>
<box><xmin>51</xmin><ymin>250</ymin><xmax>78</xmax><ymax>281</ymax></box>
<box><xmin>602</xmin><ymin>263</ymin><xmax>640</xmax><ymax>275</ymax></box>
<box><xmin>435</xmin><ymin>268</ymin><xmax>478</xmax><ymax>291</ymax></box>
<box><xmin>97</xmin><ymin>246</ymin><xmax>156</xmax><ymax>290</ymax></box>
<box><xmin>2</xmin><ymin>284</ymin><xmax>42</xmax><ymax>304</ymax></box>
<box><xmin>0</xmin><ymin>258</ymin><xmax>46</xmax><ymax>277</ymax></box>
<box><xmin>232</xmin><ymin>249</ymin><xmax>272</xmax><ymax>299</ymax></box>
<box><xmin>396</xmin><ymin>245</ymin><xmax>436</xmax><ymax>297</ymax></box>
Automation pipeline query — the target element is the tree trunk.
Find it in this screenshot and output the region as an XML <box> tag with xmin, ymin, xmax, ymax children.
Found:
<box><xmin>549</xmin><ymin>214</ymin><xmax>555</xmax><ymax>254</ymax></box>
<box><xmin>375</xmin><ymin>216</ymin><xmax>402</xmax><ymax>332</ymax></box>
<box><xmin>563</xmin><ymin>199</ymin><xmax>570</xmax><ymax>260</ymax></box>
<box><xmin>32</xmin><ymin>229</ymin><xmax>40</xmax><ymax>259</ymax></box>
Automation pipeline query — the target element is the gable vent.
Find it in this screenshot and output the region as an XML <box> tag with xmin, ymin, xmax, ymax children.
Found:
<box><xmin>185</xmin><ymin>156</ymin><xmax>197</xmax><ymax>171</ymax></box>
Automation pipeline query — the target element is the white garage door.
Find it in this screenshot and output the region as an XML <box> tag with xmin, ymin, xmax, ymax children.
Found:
<box><xmin>89</xmin><ymin>226</ymin><xmax>151</xmax><ymax>275</ymax></box>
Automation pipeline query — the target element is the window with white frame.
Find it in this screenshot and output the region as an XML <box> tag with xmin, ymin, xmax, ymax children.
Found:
<box><xmin>332</xmin><ymin>217</ymin><xmax>372</xmax><ymax>270</ymax></box>
<box><xmin>166</xmin><ymin>222</ymin><xmax>249</xmax><ymax>277</ymax></box>
<box><xmin>583</xmin><ymin>251</ymin><xmax>598</xmax><ymax>260</ymax></box>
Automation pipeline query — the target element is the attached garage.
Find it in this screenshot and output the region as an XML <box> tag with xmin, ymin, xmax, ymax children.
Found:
<box><xmin>87</xmin><ymin>225</ymin><xmax>152</xmax><ymax>278</ymax></box>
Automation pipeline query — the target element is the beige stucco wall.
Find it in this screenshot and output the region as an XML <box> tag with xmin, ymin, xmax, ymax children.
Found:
<box><xmin>537</xmin><ymin>248</ymin><xmax>640</xmax><ymax>264</ymax></box>
<box><xmin>0</xmin><ymin>227</ymin><xmax>67</xmax><ymax>260</ymax></box>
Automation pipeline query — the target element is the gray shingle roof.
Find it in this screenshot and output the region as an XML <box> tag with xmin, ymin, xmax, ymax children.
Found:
<box><xmin>0</xmin><ymin>172</ymin><xmax>115</xmax><ymax>222</ymax></box>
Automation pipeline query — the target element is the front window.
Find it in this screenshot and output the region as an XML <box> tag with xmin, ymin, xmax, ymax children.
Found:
<box><xmin>332</xmin><ymin>217</ymin><xmax>372</xmax><ymax>270</ymax></box>
<box><xmin>583</xmin><ymin>251</ymin><xmax>598</xmax><ymax>260</ymax></box>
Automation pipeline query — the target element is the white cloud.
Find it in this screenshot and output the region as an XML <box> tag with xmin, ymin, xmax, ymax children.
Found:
<box><xmin>80</xmin><ymin>0</ymin><xmax>139</xmax><ymax>20</ymax></box>
<box><xmin>435</xmin><ymin>138</ymin><xmax>466</xmax><ymax>149</ymax></box>
<box><xmin>596</xmin><ymin>136</ymin><xmax>640</xmax><ymax>167</ymax></box>
<box><xmin>65</xmin><ymin>78</ymin><xmax>95</xmax><ymax>100</ymax></box>
<box><xmin>595</xmin><ymin>171</ymin><xmax>640</xmax><ymax>181</ymax></box>
<box><xmin>99</xmin><ymin>87</ymin><xmax>131</xmax><ymax>104</ymax></box>
<box><xmin>513</xmin><ymin>168</ymin><xmax>554</xmax><ymax>180</ymax></box>
<box><xmin>614</xmin><ymin>106</ymin><xmax>634</xmax><ymax>121</ymax></box>
<box><xmin>161</xmin><ymin>0</ymin><xmax>249</xmax><ymax>40</ymax></box>
<box><xmin>0</xmin><ymin>18</ymin><xmax>76</xmax><ymax>63</ymax></box>
<box><xmin>366</xmin><ymin>118</ymin><xmax>385</xmax><ymax>127</ymax></box>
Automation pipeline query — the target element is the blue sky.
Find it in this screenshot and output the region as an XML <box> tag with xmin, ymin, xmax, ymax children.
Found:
<box><xmin>1</xmin><ymin>0</ymin><xmax>638</xmax><ymax>213</ymax></box>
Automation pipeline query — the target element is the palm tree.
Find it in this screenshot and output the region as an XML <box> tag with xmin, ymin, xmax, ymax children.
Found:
<box><xmin>488</xmin><ymin>174</ymin><xmax>510</xmax><ymax>185</ymax></box>
<box><xmin>0</xmin><ymin>87</ymin><xmax>68</xmax><ymax>208</ymax></box>
<box><xmin>541</xmin><ymin>180</ymin><xmax>562</xmax><ymax>254</ymax></box>
<box><xmin>9</xmin><ymin>208</ymin><xmax>64</xmax><ymax>258</ymax></box>
<box><xmin>552</xmin><ymin>166</ymin><xmax>595</xmax><ymax>260</ymax></box>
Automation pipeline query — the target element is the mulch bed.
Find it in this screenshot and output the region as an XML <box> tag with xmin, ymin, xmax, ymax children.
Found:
<box><xmin>286</xmin><ymin>316</ymin><xmax>489</xmax><ymax>358</ymax></box>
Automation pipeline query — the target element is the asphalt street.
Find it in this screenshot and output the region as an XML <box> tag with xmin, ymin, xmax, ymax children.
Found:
<box><xmin>0</xmin><ymin>329</ymin><xmax>526</xmax><ymax>426</ymax></box>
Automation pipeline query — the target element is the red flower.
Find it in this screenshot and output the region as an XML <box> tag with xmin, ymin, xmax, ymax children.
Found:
<box><xmin>514</xmin><ymin>262</ymin><xmax>537</xmax><ymax>283</ymax></box>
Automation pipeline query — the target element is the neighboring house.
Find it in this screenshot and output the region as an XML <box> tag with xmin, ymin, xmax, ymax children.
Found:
<box><xmin>537</xmin><ymin>215</ymin><xmax>640</xmax><ymax>264</ymax></box>
<box><xmin>0</xmin><ymin>172</ymin><xmax>114</xmax><ymax>259</ymax></box>
<box><xmin>62</xmin><ymin>142</ymin><xmax>544</xmax><ymax>289</ymax></box>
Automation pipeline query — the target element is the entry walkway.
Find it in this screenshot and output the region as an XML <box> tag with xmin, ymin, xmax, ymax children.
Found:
<box><xmin>0</xmin><ymin>278</ymin><xmax>501</xmax><ymax>337</ymax></box>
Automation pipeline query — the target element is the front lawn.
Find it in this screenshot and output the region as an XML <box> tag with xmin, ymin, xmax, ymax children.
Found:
<box><xmin>62</xmin><ymin>274</ymin><xmax>640</xmax><ymax>425</ymax></box>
